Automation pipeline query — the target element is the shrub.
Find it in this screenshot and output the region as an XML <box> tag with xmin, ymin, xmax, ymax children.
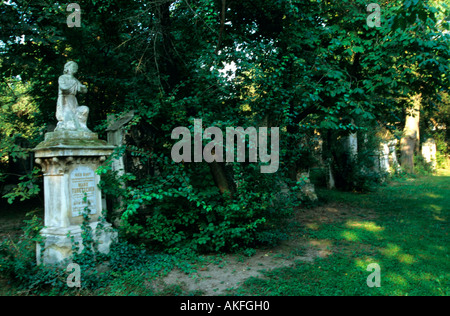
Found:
<box><xmin>98</xmin><ymin>152</ymin><xmax>298</xmax><ymax>254</ymax></box>
<box><xmin>413</xmin><ymin>155</ymin><xmax>434</xmax><ymax>175</ymax></box>
<box><xmin>0</xmin><ymin>213</ymin><xmax>70</xmax><ymax>295</ymax></box>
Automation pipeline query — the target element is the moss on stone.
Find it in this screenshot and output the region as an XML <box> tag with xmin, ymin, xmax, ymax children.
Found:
<box><xmin>34</xmin><ymin>132</ymin><xmax>109</xmax><ymax>149</ymax></box>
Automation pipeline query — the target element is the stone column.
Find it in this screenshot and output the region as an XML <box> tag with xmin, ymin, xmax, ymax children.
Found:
<box><xmin>106</xmin><ymin>111</ymin><xmax>134</xmax><ymax>226</ymax></box>
<box><xmin>347</xmin><ymin>132</ymin><xmax>358</xmax><ymax>158</ymax></box>
<box><xmin>379</xmin><ymin>142</ymin><xmax>390</xmax><ymax>173</ymax></box>
<box><xmin>388</xmin><ymin>139</ymin><xmax>401</xmax><ymax>173</ymax></box>
<box><xmin>327</xmin><ymin>160</ymin><xmax>335</xmax><ymax>189</ymax></box>
<box><xmin>106</xmin><ymin>111</ymin><xmax>134</xmax><ymax>175</ymax></box>
<box><xmin>33</xmin><ymin>130</ymin><xmax>117</xmax><ymax>265</ymax></box>
<box><xmin>297</xmin><ymin>170</ymin><xmax>318</xmax><ymax>202</ymax></box>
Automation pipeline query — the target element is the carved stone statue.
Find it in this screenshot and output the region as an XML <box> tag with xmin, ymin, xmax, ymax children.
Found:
<box><xmin>55</xmin><ymin>61</ymin><xmax>90</xmax><ymax>132</ymax></box>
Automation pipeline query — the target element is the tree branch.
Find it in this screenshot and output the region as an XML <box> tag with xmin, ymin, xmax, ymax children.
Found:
<box><xmin>184</xmin><ymin>0</ymin><xmax>218</xmax><ymax>35</ymax></box>
<box><xmin>214</xmin><ymin>0</ymin><xmax>227</xmax><ymax>55</ymax></box>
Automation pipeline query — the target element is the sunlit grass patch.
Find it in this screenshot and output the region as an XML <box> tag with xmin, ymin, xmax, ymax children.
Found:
<box><xmin>306</xmin><ymin>223</ymin><xmax>320</xmax><ymax>230</ymax></box>
<box><xmin>380</xmin><ymin>243</ymin><xmax>401</xmax><ymax>257</ymax></box>
<box><xmin>341</xmin><ymin>231</ymin><xmax>360</xmax><ymax>242</ymax></box>
<box><xmin>236</xmin><ymin>172</ymin><xmax>450</xmax><ymax>296</ymax></box>
<box><xmin>345</xmin><ymin>220</ymin><xmax>384</xmax><ymax>232</ymax></box>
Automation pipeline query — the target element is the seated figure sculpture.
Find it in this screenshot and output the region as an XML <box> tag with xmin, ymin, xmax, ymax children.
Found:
<box><xmin>55</xmin><ymin>61</ymin><xmax>91</xmax><ymax>132</ymax></box>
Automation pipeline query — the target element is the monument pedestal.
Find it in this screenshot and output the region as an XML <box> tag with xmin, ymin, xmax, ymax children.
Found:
<box><xmin>34</xmin><ymin>131</ymin><xmax>117</xmax><ymax>265</ymax></box>
<box><xmin>36</xmin><ymin>222</ymin><xmax>116</xmax><ymax>265</ymax></box>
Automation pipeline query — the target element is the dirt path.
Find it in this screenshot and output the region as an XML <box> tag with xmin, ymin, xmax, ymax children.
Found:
<box><xmin>156</xmin><ymin>241</ymin><xmax>322</xmax><ymax>295</ymax></box>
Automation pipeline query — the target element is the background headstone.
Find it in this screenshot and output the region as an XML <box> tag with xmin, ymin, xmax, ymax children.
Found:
<box><xmin>297</xmin><ymin>170</ymin><xmax>318</xmax><ymax>202</ymax></box>
<box><xmin>422</xmin><ymin>138</ymin><xmax>437</xmax><ymax>170</ymax></box>
<box><xmin>379</xmin><ymin>142</ymin><xmax>390</xmax><ymax>173</ymax></box>
<box><xmin>106</xmin><ymin>111</ymin><xmax>135</xmax><ymax>226</ymax></box>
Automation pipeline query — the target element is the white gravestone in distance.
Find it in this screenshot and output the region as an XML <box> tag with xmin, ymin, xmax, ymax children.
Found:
<box><xmin>379</xmin><ymin>142</ymin><xmax>390</xmax><ymax>173</ymax></box>
<box><xmin>422</xmin><ymin>138</ymin><xmax>437</xmax><ymax>170</ymax></box>
<box><xmin>34</xmin><ymin>62</ymin><xmax>116</xmax><ymax>266</ymax></box>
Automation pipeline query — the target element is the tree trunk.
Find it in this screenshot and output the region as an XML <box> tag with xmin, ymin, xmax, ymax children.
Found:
<box><xmin>208</xmin><ymin>161</ymin><xmax>234</xmax><ymax>197</ymax></box>
<box><xmin>400</xmin><ymin>93</ymin><xmax>421</xmax><ymax>173</ymax></box>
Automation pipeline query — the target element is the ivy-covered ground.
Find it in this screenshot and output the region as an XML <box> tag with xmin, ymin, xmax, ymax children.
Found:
<box><xmin>1</xmin><ymin>170</ymin><xmax>448</xmax><ymax>296</ymax></box>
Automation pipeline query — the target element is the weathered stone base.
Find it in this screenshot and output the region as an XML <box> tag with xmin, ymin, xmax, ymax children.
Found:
<box><xmin>36</xmin><ymin>222</ymin><xmax>117</xmax><ymax>266</ymax></box>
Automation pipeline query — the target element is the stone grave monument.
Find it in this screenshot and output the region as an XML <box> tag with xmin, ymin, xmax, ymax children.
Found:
<box><xmin>378</xmin><ymin>142</ymin><xmax>390</xmax><ymax>173</ymax></box>
<box><xmin>33</xmin><ymin>61</ymin><xmax>116</xmax><ymax>265</ymax></box>
<box><xmin>422</xmin><ymin>138</ymin><xmax>437</xmax><ymax>170</ymax></box>
<box><xmin>105</xmin><ymin>111</ymin><xmax>135</xmax><ymax>226</ymax></box>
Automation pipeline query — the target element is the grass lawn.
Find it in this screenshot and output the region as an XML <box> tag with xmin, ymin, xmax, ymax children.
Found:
<box><xmin>235</xmin><ymin>170</ymin><xmax>450</xmax><ymax>296</ymax></box>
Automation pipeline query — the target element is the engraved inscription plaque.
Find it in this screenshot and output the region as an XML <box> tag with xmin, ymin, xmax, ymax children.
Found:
<box><xmin>70</xmin><ymin>166</ymin><xmax>97</xmax><ymax>217</ymax></box>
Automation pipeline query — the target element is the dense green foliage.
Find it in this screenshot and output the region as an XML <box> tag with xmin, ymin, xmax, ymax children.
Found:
<box><xmin>1</xmin><ymin>0</ymin><xmax>449</xmax><ymax>253</ymax></box>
